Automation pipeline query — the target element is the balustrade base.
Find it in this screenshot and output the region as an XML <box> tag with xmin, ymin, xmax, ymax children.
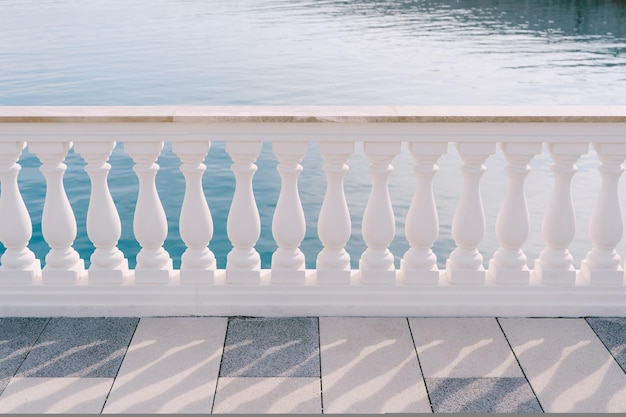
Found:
<box><xmin>226</xmin><ymin>269</ymin><xmax>262</xmax><ymax>285</ymax></box>
<box><xmin>135</xmin><ymin>263</ymin><xmax>174</xmax><ymax>285</ymax></box>
<box><xmin>0</xmin><ymin>262</ymin><xmax>41</xmax><ymax>285</ymax></box>
<box><xmin>400</xmin><ymin>263</ymin><xmax>439</xmax><ymax>285</ymax></box>
<box><xmin>180</xmin><ymin>269</ymin><xmax>216</xmax><ymax>285</ymax></box>
<box><xmin>88</xmin><ymin>262</ymin><xmax>130</xmax><ymax>285</ymax></box>
<box><xmin>360</xmin><ymin>268</ymin><xmax>397</xmax><ymax>285</ymax></box>
<box><xmin>42</xmin><ymin>260</ymin><xmax>86</xmax><ymax>285</ymax></box>
<box><xmin>532</xmin><ymin>261</ymin><xmax>577</xmax><ymax>286</ymax></box>
<box><xmin>1</xmin><ymin>269</ymin><xmax>626</xmax><ymax>317</ymax></box>
<box><xmin>487</xmin><ymin>261</ymin><xmax>531</xmax><ymax>285</ymax></box>
<box><xmin>579</xmin><ymin>261</ymin><xmax>625</xmax><ymax>286</ymax></box>
<box><xmin>315</xmin><ymin>269</ymin><xmax>351</xmax><ymax>285</ymax></box>
<box><xmin>271</xmin><ymin>269</ymin><xmax>306</xmax><ymax>285</ymax></box>
<box><xmin>445</xmin><ymin>261</ymin><xmax>486</xmax><ymax>285</ymax></box>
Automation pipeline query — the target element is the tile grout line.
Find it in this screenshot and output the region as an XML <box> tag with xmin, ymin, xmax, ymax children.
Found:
<box><xmin>99</xmin><ymin>317</ymin><xmax>141</xmax><ymax>414</ymax></box>
<box><xmin>210</xmin><ymin>316</ymin><xmax>232</xmax><ymax>414</ymax></box>
<box><xmin>495</xmin><ymin>317</ymin><xmax>545</xmax><ymax>414</ymax></box>
<box><xmin>405</xmin><ymin>317</ymin><xmax>434</xmax><ymax>413</ymax></box>
<box><xmin>317</xmin><ymin>317</ymin><xmax>324</xmax><ymax>415</ymax></box>
<box><xmin>584</xmin><ymin>317</ymin><xmax>626</xmax><ymax>375</ymax></box>
<box><xmin>8</xmin><ymin>316</ymin><xmax>52</xmax><ymax>385</ymax></box>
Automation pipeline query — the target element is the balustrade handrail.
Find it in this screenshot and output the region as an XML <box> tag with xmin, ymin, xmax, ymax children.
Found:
<box><xmin>1</xmin><ymin>106</ymin><xmax>625</xmax><ymax>143</ymax></box>
<box><xmin>0</xmin><ymin>106</ymin><xmax>626</xmax><ymax>317</ymax></box>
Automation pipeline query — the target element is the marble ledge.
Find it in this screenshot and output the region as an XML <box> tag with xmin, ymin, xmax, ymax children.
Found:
<box><xmin>0</xmin><ymin>105</ymin><xmax>626</xmax><ymax>123</ymax></box>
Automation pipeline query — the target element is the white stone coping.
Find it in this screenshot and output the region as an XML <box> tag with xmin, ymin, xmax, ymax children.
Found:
<box><xmin>1</xmin><ymin>106</ymin><xmax>626</xmax><ymax>123</ymax></box>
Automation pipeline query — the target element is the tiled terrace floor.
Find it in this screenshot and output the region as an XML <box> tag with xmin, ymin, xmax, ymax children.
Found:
<box><xmin>0</xmin><ymin>316</ymin><xmax>625</xmax><ymax>414</ymax></box>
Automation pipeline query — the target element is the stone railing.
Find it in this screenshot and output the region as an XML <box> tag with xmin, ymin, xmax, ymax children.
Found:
<box><xmin>0</xmin><ymin>106</ymin><xmax>625</xmax><ymax>317</ymax></box>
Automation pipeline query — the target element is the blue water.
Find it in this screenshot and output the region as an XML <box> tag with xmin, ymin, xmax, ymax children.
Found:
<box><xmin>1</xmin><ymin>0</ymin><xmax>626</xmax><ymax>269</ymax></box>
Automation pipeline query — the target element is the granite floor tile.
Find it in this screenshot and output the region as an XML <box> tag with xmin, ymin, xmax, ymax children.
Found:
<box><xmin>102</xmin><ymin>317</ymin><xmax>227</xmax><ymax>414</ymax></box>
<box><xmin>320</xmin><ymin>317</ymin><xmax>431</xmax><ymax>413</ymax></box>
<box><xmin>586</xmin><ymin>317</ymin><xmax>626</xmax><ymax>373</ymax></box>
<box><xmin>212</xmin><ymin>377</ymin><xmax>322</xmax><ymax>414</ymax></box>
<box><xmin>426</xmin><ymin>377</ymin><xmax>542</xmax><ymax>413</ymax></box>
<box><xmin>220</xmin><ymin>317</ymin><xmax>319</xmax><ymax>377</ymax></box>
<box><xmin>500</xmin><ymin>318</ymin><xmax>626</xmax><ymax>412</ymax></box>
<box><xmin>0</xmin><ymin>377</ymin><xmax>113</xmax><ymax>413</ymax></box>
<box><xmin>16</xmin><ymin>317</ymin><xmax>138</xmax><ymax>378</ymax></box>
<box><xmin>409</xmin><ymin>317</ymin><xmax>523</xmax><ymax>378</ymax></box>
<box><xmin>0</xmin><ymin>318</ymin><xmax>48</xmax><ymax>395</ymax></box>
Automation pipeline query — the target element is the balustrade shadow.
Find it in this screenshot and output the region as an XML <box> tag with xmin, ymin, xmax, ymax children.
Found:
<box><xmin>499</xmin><ymin>318</ymin><xmax>626</xmax><ymax>413</ymax></box>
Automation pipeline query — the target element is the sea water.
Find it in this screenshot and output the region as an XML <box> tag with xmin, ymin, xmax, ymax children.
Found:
<box><xmin>1</xmin><ymin>0</ymin><xmax>625</xmax><ymax>269</ymax></box>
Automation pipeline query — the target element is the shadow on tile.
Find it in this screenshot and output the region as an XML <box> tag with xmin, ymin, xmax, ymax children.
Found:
<box><xmin>15</xmin><ymin>317</ymin><xmax>138</xmax><ymax>378</ymax></box>
<box><xmin>586</xmin><ymin>317</ymin><xmax>626</xmax><ymax>373</ymax></box>
<box><xmin>426</xmin><ymin>377</ymin><xmax>542</xmax><ymax>413</ymax></box>
<box><xmin>213</xmin><ymin>377</ymin><xmax>321</xmax><ymax>414</ymax></box>
<box><xmin>0</xmin><ymin>318</ymin><xmax>49</xmax><ymax>395</ymax></box>
<box><xmin>220</xmin><ymin>317</ymin><xmax>320</xmax><ymax>378</ymax></box>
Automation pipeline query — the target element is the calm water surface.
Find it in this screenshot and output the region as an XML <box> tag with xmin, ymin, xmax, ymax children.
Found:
<box><xmin>1</xmin><ymin>0</ymin><xmax>625</xmax><ymax>268</ymax></box>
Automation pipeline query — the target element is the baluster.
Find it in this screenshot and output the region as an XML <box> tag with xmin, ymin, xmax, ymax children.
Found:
<box><xmin>172</xmin><ymin>141</ymin><xmax>216</xmax><ymax>285</ymax></box>
<box><xmin>30</xmin><ymin>142</ymin><xmax>85</xmax><ymax>284</ymax></box>
<box><xmin>125</xmin><ymin>142</ymin><xmax>173</xmax><ymax>284</ymax></box>
<box><xmin>316</xmin><ymin>142</ymin><xmax>354</xmax><ymax>285</ymax></box>
<box><xmin>446</xmin><ymin>142</ymin><xmax>495</xmax><ymax>285</ymax></box>
<box><xmin>359</xmin><ymin>142</ymin><xmax>400</xmax><ymax>284</ymax></box>
<box><xmin>580</xmin><ymin>143</ymin><xmax>626</xmax><ymax>285</ymax></box>
<box><xmin>226</xmin><ymin>141</ymin><xmax>262</xmax><ymax>284</ymax></box>
<box><xmin>533</xmin><ymin>143</ymin><xmax>588</xmax><ymax>285</ymax></box>
<box><xmin>75</xmin><ymin>142</ymin><xmax>128</xmax><ymax>284</ymax></box>
<box><xmin>271</xmin><ymin>142</ymin><xmax>307</xmax><ymax>284</ymax></box>
<box><xmin>401</xmin><ymin>142</ymin><xmax>447</xmax><ymax>285</ymax></box>
<box><xmin>0</xmin><ymin>142</ymin><xmax>41</xmax><ymax>283</ymax></box>
<box><xmin>488</xmin><ymin>143</ymin><xmax>541</xmax><ymax>285</ymax></box>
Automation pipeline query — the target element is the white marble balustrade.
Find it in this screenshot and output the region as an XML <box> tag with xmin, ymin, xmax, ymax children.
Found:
<box><xmin>0</xmin><ymin>106</ymin><xmax>625</xmax><ymax>317</ymax></box>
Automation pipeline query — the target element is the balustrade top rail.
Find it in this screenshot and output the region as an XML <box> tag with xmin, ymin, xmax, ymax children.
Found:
<box><xmin>1</xmin><ymin>106</ymin><xmax>625</xmax><ymax>144</ymax></box>
<box><xmin>1</xmin><ymin>106</ymin><xmax>626</xmax><ymax>123</ymax></box>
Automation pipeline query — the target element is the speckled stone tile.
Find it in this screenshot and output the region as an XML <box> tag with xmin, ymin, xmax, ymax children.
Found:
<box><xmin>212</xmin><ymin>377</ymin><xmax>321</xmax><ymax>414</ymax></box>
<box><xmin>500</xmin><ymin>318</ymin><xmax>626</xmax><ymax>412</ymax></box>
<box><xmin>103</xmin><ymin>318</ymin><xmax>228</xmax><ymax>414</ymax></box>
<box><xmin>220</xmin><ymin>317</ymin><xmax>319</xmax><ymax>377</ymax></box>
<box><xmin>0</xmin><ymin>318</ymin><xmax>48</xmax><ymax>395</ymax></box>
<box><xmin>319</xmin><ymin>317</ymin><xmax>431</xmax><ymax>413</ymax></box>
<box><xmin>16</xmin><ymin>317</ymin><xmax>138</xmax><ymax>378</ymax></box>
<box><xmin>426</xmin><ymin>377</ymin><xmax>542</xmax><ymax>413</ymax></box>
<box><xmin>0</xmin><ymin>377</ymin><xmax>113</xmax><ymax>413</ymax></box>
<box><xmin>586</xmin><ymin>317</ymin><xmax>626</xmax><ymax>373</ymax></box>
<box><xmin>409</xmin><ymin>317</ymin><xmax>523</xmax><ymax>378</ymax></box>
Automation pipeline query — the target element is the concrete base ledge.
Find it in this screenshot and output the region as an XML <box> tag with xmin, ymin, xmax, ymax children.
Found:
<box><xmin>0</xmin><ymin>270</ymin><xmax>624</xmax><ymax>317</ymax></box>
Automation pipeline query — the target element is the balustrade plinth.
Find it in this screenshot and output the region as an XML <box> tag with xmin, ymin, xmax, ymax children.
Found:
<box><xmin>0</xmin><ymin>267</ymin><xmax>41</xmax><ymax>285</ymax></box>
<box><xmin>226</xmin><ymin>270</ymin><xmax>261</xmax><ymax>285</ymax></box>
<box><xmin>579</xmin><ymin>261</ymin><xmax>625</xmax><ymax>286</ymax></box>
<box><xmin>487</xmin><ymin>263</ymin><xmax>530</xmax><ymax>286</ymax></box>
<box><xmin>400</xmin><ymin>268</ymin><xmax>440</xmax><ymax>285</ymax></box>
<box><xmin>180</xmin><ymin>270</ymin><xmax>215</xmax><ymax>285</ymax></box>
<box><xmin>42</xmin><ymin>262</ymin><xmax>86</xmax><ymax>285</ymax></box>
<box><xmin>88</xmin><ymin>262</ymin><xmax>130</xmax><ymax>285</ymax></box>
<box><xmin>271</xmin><ymin>269</ymin><xmax>305</xmax><ymax>285</ymax></box>
<box><xmin>445</xmin><ymin>263</ymin><xmax>486</xmax><ymax>285</ymax></box>
<box><xmin>532</xmin><ymin>260</ymin><xmax>577</xmax><ymax>286</ymax></box>
<box><xmin>316</xmin><ymin>269</ymin><xmax>351</xmax><ymax>285</ymax></box>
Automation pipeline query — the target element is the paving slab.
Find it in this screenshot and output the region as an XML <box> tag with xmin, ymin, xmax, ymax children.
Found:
<box><xmin>0</xmin><ymin>377</ymin><xmax>113</xmax><ymax>413</ymax></box>
<box><xmin>16</xmin><ymin>317</ymin><xmax>138</xmax><ymax>378</ymax></box>
<box><xmin>212</xmin><ymin>377</ymin><xmax>321</xmax><ymax>414</ymax></box>
<box><xmin>500</xmin><ymin>318</ymin><xmax>626</xmax><ymax>412</ymax></box>
<box><xmin>319</xmin><ymin>317</ymin><xmax>431</xmax><ymax>413</ymax></box>
<box><xmin>102</xmin><ymin>317</ymin><xmax>227</xmax><ymax>414</ymax></box>
<box><xmin>426</xmin><ymin>377</ymin><xmax>542</xmax><ymax>413</ymax></box>
<box><xmin>220</xmin><ymin>317</ymin><xmax>319</xmax><ymax>377</ymax></box>
<box><xmin>0</xmin><ymin>318</ymin><xmax>48</xmax><ymax>395</ymax></box>
<box><xmin>409</xmin><ymin>317</ymin><xmax>523</xmax><ymax>378</ymax></box>
<box><xmin>586</xmin><ymin>317</ymin><xmax>626</xmax><ymax>373</ymax></box>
